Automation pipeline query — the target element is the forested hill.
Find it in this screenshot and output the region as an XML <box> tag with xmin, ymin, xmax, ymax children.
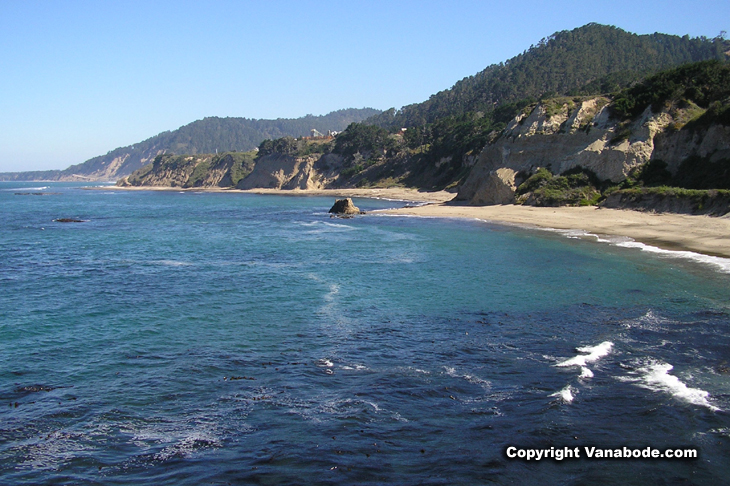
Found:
<box><xmin>367</xmin><ymin>23</ymin><xmax>729</xmax><ymax>128</ymax></box>
<box><xmin>0</xmin><ymin>108</ymin><xmax>381</xmax><ymax>181</ymax></box>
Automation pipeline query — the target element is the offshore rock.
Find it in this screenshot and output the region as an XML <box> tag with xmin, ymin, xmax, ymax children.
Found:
<box><xmin>329</xmin><ymin>198</ymin><xmax>362</xmax><ymax>215</ymax></box>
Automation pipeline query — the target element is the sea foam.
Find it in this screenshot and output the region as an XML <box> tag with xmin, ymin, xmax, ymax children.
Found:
<box><xmin>614</xmin><ymin>240</ymin><xmax>730</xmax><ymax>274</ymax></box>
<box><xmin>637</xmin><ymin>361</ymin><xmax>719</xmax><ymax>411</ymax></box>
<box><xmin>550</xmin><ymin>385</ymin><xmax>574</xmax><ymax>403</ymax></box>
<box><xmin>541</xmin><ymin>227</ymin><xmax>730</xmax><ymax>274</ymax></box>
<box><xmin>556</xmin><ymin>341</ymin><xmax>613</xmax><ymax>368</ymax></box>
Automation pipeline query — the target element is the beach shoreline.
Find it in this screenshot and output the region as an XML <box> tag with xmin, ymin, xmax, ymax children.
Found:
<box><xmin>380</xmin><ymin>203</ymin><xmax>730</xmax><ymax>259</ymax></box>
<box><xmin>91</xmin><ymin>185</ymin><xmax>730</xmax><ymax>259</ymax></box>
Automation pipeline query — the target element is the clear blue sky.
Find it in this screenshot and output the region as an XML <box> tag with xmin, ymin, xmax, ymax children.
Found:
<box><xmin>1</xmin><ymin>0</ymin><xmax>728</xmax><ymax>172</ymax></box>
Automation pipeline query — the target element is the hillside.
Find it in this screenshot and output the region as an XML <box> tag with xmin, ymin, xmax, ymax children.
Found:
<box><xmin>120</xmin><ymin>59</ymin><xmax>730</xmax><ymax>216</ymax></box>
<box><xmin>455</xmin><ymin>59</ymin><xmax>730</xmax><ymax>213</ymax></box>
<box><xmin>366</xmin><ymin>23</ymin><xmax>729</xmax><ymax>129</ymax></box>
<box><xmin>0</xmin><ymin>108</ymin><xmax>380</xmax><ymax>182</ymax></box>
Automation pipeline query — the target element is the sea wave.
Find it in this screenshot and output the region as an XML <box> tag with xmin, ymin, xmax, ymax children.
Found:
<box><xmin>621</xmin><ymin>359</ymin><xmax>720</xmax><ymax>411</ymax></box>
<box><xmin>556</xmin><ymin>341</ymin><xmax>614</xmax><ymax>368</ymax></box>
<box><xmin>542</xmin><ymin>228</ymin><xmax>730</xmax><ymax>274</ymax></box>
<box><xmin>3</xmin><ymin>186</ymin><xmax>49</xmax><ymax>192</ymax></box>
<box><xmin>614</xmin><ymin>240</ymin><xmax>730</xmax><ymax>274</ymax></box>
<box><xmin>150</xmin><ymin>259</ymin><xmax>193</xmax><ymax>267</ymax></box>
<box><xmin>639</xmin><ymin>361</ymin><xmax>719</xmax><ymax>411</ymax></box>
<box><xmin>550</xmin><ymin>384</ymin><xmax>574</xmax><ymax>403</ymax></box>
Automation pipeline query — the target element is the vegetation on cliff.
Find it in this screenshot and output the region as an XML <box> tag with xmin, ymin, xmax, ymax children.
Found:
<box><xmin>367</xmin><ymin>24</ymin><xmax>728</xmax><ymax>129</ymax></box>
<box><xmin>610</xmin><ymin>60</ymin><xmax>730</xmax><ymax>122</ymax></box>
<box><xmin>601</xmin><ymin>186</ymin><xmax>730</xmax><ymax>216</ymax></box>
<box><xmin>120</xmin><ymin>152</ymin><xmax>256</xmax><ymax>188</ymax></box>
<box><xmin>510</xmin><ymin>154</ymin><xmax>730</xmax><ymax>212</ymax></box>
<box><xmin>514</xmin><ymin>168</ymin><xmax>603</xmax><ymax>207</ymax></box>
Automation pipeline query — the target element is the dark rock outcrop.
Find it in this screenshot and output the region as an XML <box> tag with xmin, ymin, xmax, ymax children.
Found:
<box><xmin>328</xmin><ymin>198</ymin><xmax>362</xmax><ymax>215</ymax></box>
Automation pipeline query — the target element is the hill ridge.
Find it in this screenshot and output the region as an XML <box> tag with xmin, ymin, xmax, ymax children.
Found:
<box><xmin>0</xmin><ymin>108</ymin><xmax>381</xmax><ymax>181</ymax></box>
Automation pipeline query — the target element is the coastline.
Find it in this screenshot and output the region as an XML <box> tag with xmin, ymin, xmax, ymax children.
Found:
<box><xmin>91</xmin><ymin>185</ymin><xmax>456</xmax><ymax>203</ymax></box>
<box><xmin>380</xmin><ymin>203</ymin><xmax>730</xmax><ymax>259</ymax></box>
<box><xmin>92</xmin><ymin>185</ymin><xmax>730</xmax><ymax>259</ymax></box>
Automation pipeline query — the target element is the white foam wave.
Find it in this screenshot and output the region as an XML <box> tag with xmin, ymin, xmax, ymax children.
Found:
<box><xmin>550</xmin><ymin>385</ymin><xmax>574</xmax><ymax>402</ymax></box>
<box><xmin>614</xmin><ymin>240</ymin><xmax>730</xmax><ymax>274</ymax></box>
<box><xmin>316</xmin><ymin>358</ymin><xmax>334</xmax><ymax>368</ymax></box>
<box><xmin>579</xmin><ymin>367</ymin><xmax>594</xmax><ymax>378</ymax></box>
<box><xmin>637</xmin><ymin>361</ymin><xmax>719</xmax><ymax>411</ymax></box>
<box><xmin>295</xmin><ymin>220</ymin><xmax>357</xmax><ymax>232</ymax></box>
<box><xmin>443</xmin><ymin>367</ymin><xmax>491</xmax><ymax>390</ymax></box>
<box><xmin>151</xmin><ymin>259</ymin><xmax>193</xmax><ymax>267</ymax></box>
<box><xmin>323</xmin><ymin>283</ymin><xmax>339</xmax><ymax>303</ymax></box>
<box><xmin>557</xmin><ymin>341</ymin><xmax>613</xmax><ymax>368</ymax></box>
<box><xmin>538</xmin><ymin>226</ymin><xmax>730</xmax><ymax>274</ymax></box>
<box><xmin>538</xmin><ymin>227</ymin><xmax>622</xmax><ymax>244</ymax></box>
<box><xmin>321</xmin><ymin>221</ymin><xmax>358</xmax><ymax>230</ymax></box>
<box><xmin>341</xmin><ymin>364</ymin><xmax>368</xmax><ymax>371</ymax></box>
<box><xmin>545</xmin><ymin>228</ymin><xmax>597</xmax><ymax>240</ymax></box>
<box><xmin>4</xmin><ymin>186</ymin><xmax>49</xmax><ymax>191</ymax></box>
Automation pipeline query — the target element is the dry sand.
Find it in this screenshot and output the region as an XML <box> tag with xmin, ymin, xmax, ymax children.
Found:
<box><xmin>97</xmin><ymin>185</ymin><xmax>730</xmax><ymax>258</ymax></box>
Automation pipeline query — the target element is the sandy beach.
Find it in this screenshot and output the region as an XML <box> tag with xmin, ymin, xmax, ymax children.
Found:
<box><xmin>382</xmin><ymin>202</ymin><xmax>730</xmax><ymax>259</ymax></box>
<box><xmin>97</xmin><ymin>185</ymin><xmax>729</xmax><ymax>258</ymax></box>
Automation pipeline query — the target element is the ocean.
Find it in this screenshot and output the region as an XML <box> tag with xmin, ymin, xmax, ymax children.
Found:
<box><xmin>1</xmin><ymin>182</ymin><xmax>729</xmax><ymax>485</ymax></box>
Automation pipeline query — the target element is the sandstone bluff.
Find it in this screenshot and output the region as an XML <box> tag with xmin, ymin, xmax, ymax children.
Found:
<box><xmin>456</xmin><ymin>97</ymin><xmax>730</xmax><ymax>205</ymax></box>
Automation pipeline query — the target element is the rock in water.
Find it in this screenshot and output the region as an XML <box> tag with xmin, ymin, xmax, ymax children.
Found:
<box><xmin>54</xmin><ymin>218</ymin><xmax>85</xmax><ymax>223</ymax></box>
<box><xmin>328</xmin><ymin>198</ymin><xmax>362</xmax><ymax>215</ymax></box>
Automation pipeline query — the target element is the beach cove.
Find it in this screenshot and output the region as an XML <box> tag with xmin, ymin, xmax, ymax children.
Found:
<box><xmin>102</xmin><ymin>185</ymin><xmax>730</xmax><ymax>259</ymax></box>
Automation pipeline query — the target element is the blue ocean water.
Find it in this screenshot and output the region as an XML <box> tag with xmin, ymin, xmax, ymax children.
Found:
<box><xmin>1</xmin><ymin>182</ymin><xmax>729</xmax><ymax>485</ymax></box>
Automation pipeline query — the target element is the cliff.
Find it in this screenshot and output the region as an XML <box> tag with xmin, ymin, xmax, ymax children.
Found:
<box><xmin>117</xmin><ymin>152</ymin><xmax>256</xmax><ymax>188</ymax></box>
<box><xmin>456</xmin><ymin>96</ymin><xmax>730</xmax><ymax>205</ymax></box>
<box><xmin>236</xmin><ymin>153</ymin><xmax>342</xmax><ymax>190</ymax></box>
<box><xmin>117</xmin><ymin>58</ymin><xmax>730</xmax><ymax>218</ymax></box>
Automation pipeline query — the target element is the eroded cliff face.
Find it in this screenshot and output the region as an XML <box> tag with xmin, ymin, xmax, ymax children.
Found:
<box><xmin>236</xmin><ymin>153</ymin><xmax>349</xmax><ymax>190</ymax></box>
<box><xmin>117</xmin><ymin>153</ymin><xmax>250</xmax><ymax>188</ymax></box>
<box><xmin>652</xmin><ymin>125</ymin><xmax>730</xmax><ymax>173</ymax></box>
<box><xmin>118</xmin><ymin>151</ymin><xmax>346</xmax><ymax>190</ymax></box>
<box><xmin>456</xmin><ymin>97</ymin><xmax>730</xmax><ymax>205</ymax></box>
